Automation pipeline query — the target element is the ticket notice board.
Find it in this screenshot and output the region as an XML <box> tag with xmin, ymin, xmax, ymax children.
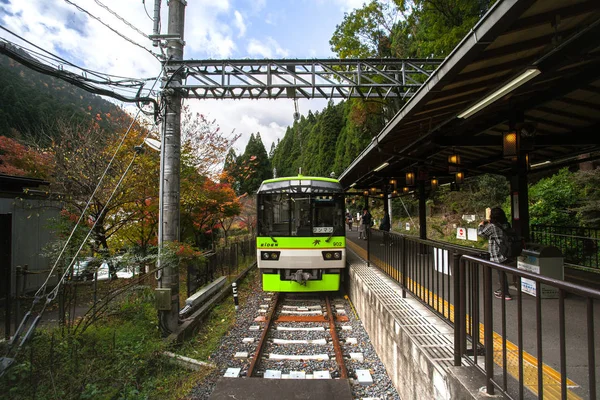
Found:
<box><xmin>517</xmin><ymin>245</ymin><xmax>563</xmax><ymax>299</ymax></box>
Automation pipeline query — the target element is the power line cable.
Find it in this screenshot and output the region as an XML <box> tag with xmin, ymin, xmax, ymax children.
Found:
<box><xmin>93</xmin><ymin>0</ymin><xmax>149</xmax><ymax>39</ymax></box>
<box><xmin>0</xmin><ymin>23</ymin><xmax>156</xmax><ymax>84</ymax></box>
<box><xmin>1</xmin><ymin>109</ymin><xmax>162</xmax><ymax>378</ymax></box>
<box><xmin>62</xmin><ymin>0</ymin><xmax>162</xmax><ymax>60</ymax></box>
<box><xmin>0</xmin><ymin>62</ymin><xmax>166</xmax><ymax>372</ymax></box>
<box><xmin>142</xmin><ymin>0</ymin><xmax>153</xmax><ymax>21</ymax></box>
<box><xmin>0</xmin><ymin>39</ymin><xmax>159</xmax><ymax>117</ymax></box>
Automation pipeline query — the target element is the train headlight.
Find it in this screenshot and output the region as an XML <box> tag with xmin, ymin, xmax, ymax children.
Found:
<box><xmin>261</xmin><ymin>251</ymin><xmax>280</xmax><ymax>261</ymax></box>
<box><xmin>322</xmin><ymin>251</ymin><xmax>342</xmax><ymax>261</ymax></box>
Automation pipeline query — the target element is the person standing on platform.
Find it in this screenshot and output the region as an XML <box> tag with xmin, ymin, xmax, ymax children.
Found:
<box><xmin>346</xmin><ymin>212</ymin><xmax>353</xmax><ymax>231</ymax></box>
<box><xmin>357</xmin><ymin>211</ymin><xmax>364</xmax><ymax>239</ymax></box>
<box><xmin>379</xmin><ymin>211</ymin><xmax>390</xmax><ymax>245</ymax></box>
<box><xmin>477</xmin><ymin>207</ymin><xmax>514</xmax><ymax>300</ymax></box>
<box><xmin>360</xmin><ymin>208</ymin><xmax>371</xmax><ymax>240</ymax></box>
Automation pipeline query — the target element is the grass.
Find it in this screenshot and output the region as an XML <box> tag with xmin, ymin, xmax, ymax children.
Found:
<box><xmin>177</xmin><ymin>267</ymin><xmax>258</xmax><ymax>361</ymax></box>
<box><xmin>392</xmin><ymin>215</ymin><xmax>488</xmax><ymax>250</ymax></box>
<box><xmin>1</xmin><ymin>264</ymin><xmax>259</xmax><ymax>400</ymax></box>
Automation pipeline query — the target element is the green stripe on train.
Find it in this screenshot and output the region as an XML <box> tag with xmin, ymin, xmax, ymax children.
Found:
<box><xmin>262</xmin><ymin>273</ymin><xmax>340</xmax><ymax>292</ymax></box>
<box><xmin>261</xmin><ymin>175</ymin><xmax>339</xmax><ymax>184</ymax></box>
<box><xmin>256</xmin><ymin>237</ymin><xmax>346</xmax><ymax>249</ymax></box>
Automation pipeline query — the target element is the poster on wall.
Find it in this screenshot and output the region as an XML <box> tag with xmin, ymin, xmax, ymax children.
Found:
<box><xmin>467</xmin><ymin>228</ymin><xmax>478</xmax><ymax>241</ymax></box>
<box><xmin>512</xmin><ymin>192</ymin><xmax>519</xmax><ymax>220</ymax></box>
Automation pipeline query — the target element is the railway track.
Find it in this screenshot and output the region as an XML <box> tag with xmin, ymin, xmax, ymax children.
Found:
<box><xmin>247</xmin><ymin>293</ymin><xmax>350</xmax><ymax>379</ymax></box>
<box><xmin>209</xmin><ymin>292</ymin><xmax>375</xmax><ymax>399</ymax></box>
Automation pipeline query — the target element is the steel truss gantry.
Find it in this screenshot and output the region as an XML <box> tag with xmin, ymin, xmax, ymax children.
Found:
<box><xmin>164</xmin><ymin>58</ymin><xmax>443</xmax><ymax>100</ymax></box>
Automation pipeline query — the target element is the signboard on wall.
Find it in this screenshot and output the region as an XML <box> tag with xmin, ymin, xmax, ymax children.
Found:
<box><xmin>467</xmin><ymin>228</ymin><xmax>478</xmax><ymax>241</ymax></box>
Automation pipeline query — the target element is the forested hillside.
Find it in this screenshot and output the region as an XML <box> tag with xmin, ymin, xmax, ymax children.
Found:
<box><xmin>0</xmin><ymin>52</ymin><xmax>126</xmax><ymax>143</ymax></box>
<box><xmin>270</xmin><ymin>99</ymin><xmax>386</xmax><ymax>178</ymax></box>
<box><xmin>268</xmin><ymin>0</ymin><xmax>496</xmax><ymax>179</ymax></box>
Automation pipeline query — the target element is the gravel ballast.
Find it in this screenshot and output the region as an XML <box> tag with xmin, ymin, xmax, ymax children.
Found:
<box><xmin>187</xmin><ymin>271</ymin><xmax>401</xmax><ymax>400</ymax></box>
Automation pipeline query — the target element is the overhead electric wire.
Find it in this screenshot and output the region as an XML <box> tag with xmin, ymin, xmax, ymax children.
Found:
<box><xmin>32</xmin><ymin>60</ymin><xmax>166</xmax><ymax>300</ymax></box>
<box><xmin>62</xmin><ymin>0</ymin><xmax>162</xmax><ymax>61</ymax></box>
<box><xmin>0</xmin><ymin>39</ymin><xmax>159</xmax><ymax>117</ymax></box>
<box><xmin>0</xmin><ymin>62</ymin><xmax>167</xmax><ymax>377</ymax></box>
<box><xmin>93</xmin><ymin>0</ymin><xmax>149</xmax><ymax>39</ymax></box>
<box><xmin>0</xmin><ymin>24</ymin><xmax>153</xmax><ymax>85</ymax></box>
<box><xmin>142</xmin><ymin>0</ymin><xmax>155</xmax><ymax>22</ymax></box>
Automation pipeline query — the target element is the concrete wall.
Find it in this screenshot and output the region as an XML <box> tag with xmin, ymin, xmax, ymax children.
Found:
<box><xmin>346</xmin><ymin>265</ymin><xmax>502</xmax><ymax>400</ymax></box>
<box><xmin>0</xmin><ymin>197</ymin><xmax>61</xmax><ymax>294</ymax></box>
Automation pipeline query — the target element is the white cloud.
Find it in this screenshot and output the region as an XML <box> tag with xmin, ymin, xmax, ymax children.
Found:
<box><xmin>1</xmin><ymin>0</ymin><xmax>159</xmax><ymax>79</ymax></box>
<box><xmin>0</xmin><ymin>0</ymin><xmax>345</xmax><ymax>157</ymax></box>
<box><xmin>233</xmin><ymin>10</ymin><xmax>246</xmax><ymax>38</ymax></box>
<box><xmin>187</xmin><ymin>98</ymin><xmax>328</xmax><ymax>156</ymax></box>
<box><xmin>247</xmin><ymin>37</ymin><xmax>289</xmax><ymax>58</ymax></box>
<box><xmin>183</xmin><ymin>1</ymin><xmax>236</xmax><ymax>58</ymax></box>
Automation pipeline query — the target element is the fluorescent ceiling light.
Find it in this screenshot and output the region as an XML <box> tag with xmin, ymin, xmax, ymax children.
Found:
<box><xmin>457</xmin><ymin>68</ymin><xmax>541</xmax><ymax>119</ymax></box>
<box><xmin>144</xmin><ymin>138</ymin><xmax>161</xmax><ymax>151</ymax></box>
<box><xmin>373</xmin><ymin>162</ymin><xmax>389</xmax><ymax>172</ymax></box>
<box><xmin>349</xmin><ymin>182</ymin><xmax>356</xmax><ymax>187</ymax></box>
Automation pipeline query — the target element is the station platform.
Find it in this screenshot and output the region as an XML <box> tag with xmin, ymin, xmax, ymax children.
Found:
<box><xmin>344</xmin><ymin>228</ymin><xmax>598</xmax><ymax>399</ymax></box>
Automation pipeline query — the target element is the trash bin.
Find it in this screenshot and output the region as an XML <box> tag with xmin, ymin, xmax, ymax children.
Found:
<box><xmin>517</xmin><ymin>243</ymin><xmax>563</xmax><ymax>298</ymax></box>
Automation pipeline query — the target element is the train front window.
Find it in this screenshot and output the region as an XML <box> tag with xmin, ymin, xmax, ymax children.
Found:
<box><xmin>312</xmin><ymin>195</ymin><xmax>344</xmax><ymax>236</ymax></box>
<box><xmin>258</xmin><ymin>193</ymin><xmax>344</xmax><ymax>237</ymax></box>
<box><xmin>258</xmin><ymin>194</ymin><xmax>290</xmax><ymax>236</ymax></box>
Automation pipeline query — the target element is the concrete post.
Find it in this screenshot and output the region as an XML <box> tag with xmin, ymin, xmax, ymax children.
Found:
<box><xmin>158</xmin><ymin>0</ymin><xmax>185</xmax><ymax>335</ymax></box>
<box><xmin>232</xmin><ymin>282</ymin><xmax>239</xmax><ymax>311</ymax></box>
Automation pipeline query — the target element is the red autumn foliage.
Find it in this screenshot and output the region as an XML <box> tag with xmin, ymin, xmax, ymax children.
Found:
<box><xmin>0</xmin><ymin>136</ymin><xmax>54</xmax><ymax>179</ymax></box>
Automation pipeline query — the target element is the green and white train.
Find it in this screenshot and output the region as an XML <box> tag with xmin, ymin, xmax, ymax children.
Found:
<box><xmin>256</xmin><ymin>176</ymin><xmax>346</xmax><ymax>292</ymax></box>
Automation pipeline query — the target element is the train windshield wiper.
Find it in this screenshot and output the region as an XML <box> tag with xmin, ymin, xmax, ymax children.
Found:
<box><xmin>270</xmin><ymin>236</ymin><xmax>278</xmax><ymax>243</ymax></box>
<box><xmin>325</xmin><ymin>232</ymin><xmax>334</xmax><ymax>243</ymax></box>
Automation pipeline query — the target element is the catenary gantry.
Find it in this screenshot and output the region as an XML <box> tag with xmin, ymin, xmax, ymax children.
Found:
<box><xmin>163</xmin><ymin>58</ymin><xmax>443</xmax><ymax>100</ymax></box>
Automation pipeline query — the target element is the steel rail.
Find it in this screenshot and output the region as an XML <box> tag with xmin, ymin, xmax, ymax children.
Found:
<box><xmin>247</xmin><ymin>292</ymin><xmax>280</xmax><ymax>377</ymax></box>
<box><xmin>325</xmin><ymin>296</ymin><xmax>348</xmax><ymax>379</ymax></box>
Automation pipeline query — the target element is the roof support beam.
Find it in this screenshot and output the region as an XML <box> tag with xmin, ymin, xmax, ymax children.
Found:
<box><xmin>506</xmin><ymin>1</ymin><xmax>600</xmax><ymax>34</ymax></box>
<box><xmin>434</xmin><ymin>131</ymin><xmax>600</xmax><ymax>147</ymax></box>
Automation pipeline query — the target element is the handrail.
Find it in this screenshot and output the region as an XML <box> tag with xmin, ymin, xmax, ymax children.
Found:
<box><xmin>461</xmin><ymin>254</ymin><xmax>600</xmax><ymax>299</ymax></box>
<box><xmin>357</xmin><ymin>230</ymin><xmax>599</xmax><ymax>398</ymax></box>
<box><xmin>457</xmin><ymin>254</ymin><xmax>599</xmax><ymax>398</ymax></box>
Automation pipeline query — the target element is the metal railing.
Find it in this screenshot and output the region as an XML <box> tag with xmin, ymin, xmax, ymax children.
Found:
<box><xmin>361</xmin><ymin>229</ymin><xmax>599</xmax><ymax>399</ymax></box>
<box><xmin>368</xmin><ymin>229</ymin><xmax>487</xmax><ymax>326</ymax></box>
<box><xmin>456</xmin><ymin>255</ymin><xmax>599</xmax><ymax>399</ymax></box>
<box><xmin>186</xmin><ymin>238</ymin><xmax>256</xmax><ymax>297</ymax></box>
<box><xmin>531</xmin><ymin>225</ymin><xmax>600</xmax><ymax>271</ymax></box>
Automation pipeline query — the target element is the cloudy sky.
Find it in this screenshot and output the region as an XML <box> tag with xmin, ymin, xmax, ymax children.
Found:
<box><xmin>0</xmin><ymin>0</ymin><xmax>366</xmax><ymax>153</ymax></box>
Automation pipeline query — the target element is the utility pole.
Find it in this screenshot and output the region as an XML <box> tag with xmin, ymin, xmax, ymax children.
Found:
<box><xmin>158</xmin><ymin>0</ymin><xmax>186</xmax><ymax>335</ymax></box>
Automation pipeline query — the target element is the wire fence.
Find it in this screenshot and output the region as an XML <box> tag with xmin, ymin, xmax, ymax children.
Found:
<box><xmin>2</xmin><ymin>237</ymin><xmax>256</xmax><ymax>339</ymax></box>
<box><xmin>531</xmin><ymin>225</ymin><xmax>600</xmax><ymax>271</ymax></box>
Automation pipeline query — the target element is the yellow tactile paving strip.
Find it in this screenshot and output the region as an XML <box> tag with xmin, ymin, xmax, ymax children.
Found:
<box><xmin>347</xmin><ymin>239</ymin><xmax>582</xmax><ymax>399</ymax></box>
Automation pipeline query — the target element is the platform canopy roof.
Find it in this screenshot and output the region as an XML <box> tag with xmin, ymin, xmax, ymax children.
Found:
<box><xmin>338</xmin><ymin>0</ymin><xmax>600</xmax><ymax>192</ymax></box>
